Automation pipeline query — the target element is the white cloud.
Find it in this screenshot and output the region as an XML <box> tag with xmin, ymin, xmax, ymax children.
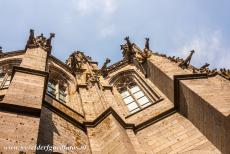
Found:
<box><xmin>99</xmin><ymin>24</ymin><xmax>115</xmax><ymax>38</ymax></box>
<box><xmin>176</xmin><ymin>30</ymin><xmax>230</xmax><ymax>69</ymax></box>
<box><xmin>73</xmin><ymin>0</ymin><xmax>116</xmax><ymax>16</ymax></box>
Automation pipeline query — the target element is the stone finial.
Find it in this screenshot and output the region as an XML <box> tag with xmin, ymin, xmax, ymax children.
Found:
<box><xmin>25</xmin><ymin>29</ymin><xmax>55</xmax><ymax>53</ymax></box>
<box><xmin>26</xmin><ymin>29</ymin><xmax>36</xmax><ymax>48</ymax></box>
<box><xmin>122</xmin><ymin>36</ymin><xmax>135</xmax><ymax>63</ymax></box>
<box><xmin>179</xmin><ymin>50</ymin><xmax>195</xmax><ymax>68</ymax></box>
<box><xmin>101</xmin><ymin>58</ymin><xmax>111</xmax><ymax>77</ymax></box>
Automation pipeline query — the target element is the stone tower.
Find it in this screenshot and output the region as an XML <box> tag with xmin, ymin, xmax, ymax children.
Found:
<box><xmin>0</xmin><ymin>30</ymin><xmax>229</xmax><ymax>154</ymax></box>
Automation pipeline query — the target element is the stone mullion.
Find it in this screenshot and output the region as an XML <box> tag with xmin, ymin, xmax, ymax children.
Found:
<box><xmin>127</xmin><ymin>87</ymin><xmax>141</xmax><ymax>110</ymax></box>
<box><xmin>55</xmin><ymin>81</ymin><xmax>60</xmax><ymax>100</ymax></box>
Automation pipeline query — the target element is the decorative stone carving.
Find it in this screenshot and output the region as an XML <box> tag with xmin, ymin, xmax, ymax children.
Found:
<box><xmin>100</xmin><ymin>58</ymin><xmax>111</xmax><ymax>77</ymax></box>
<box><xmin>121</xmin><ymin>36</ymin><xmax>135</xmax><ymax>63</ymax></box>
<box><xmin>25</xmin><ymin>29</ymin><xmax>55</xmax><ymax>54</ymax></box>
<box><xmin>67</xmin><ymin>51</ymin><xmax>92</xmax><ymax>74</ymax></box>
<box><xmin>178</xmin><ymin>50</ymin><xmax>195</xmax><ymax>68</ymax></box>
<box><xmin>141</xmin><ymin>38</ymin><xmax>152</xmax><ymax>62</ymax></box>
<box><xmin>86</xmin><ymin>72</ymin><xmax>100</xmax><ymax>88</ymax></box>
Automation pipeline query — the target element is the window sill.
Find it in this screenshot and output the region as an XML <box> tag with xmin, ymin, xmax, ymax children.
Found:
<box><xmin>46</xmin><ymin>93</ymin><xmax>66</xmax><ymax>104</ymax></box>
<box><xmin>0</xmin><ymin>87</ymin><xmax>9</xmax><ymax>90</ymax></box>
<box><xmin>45</xmin><ymin>93</ymin><xmax>84</xmax><ymax>118</ymax></box>
<box><xmin>125</xmin><ymin>98</ymin><xmax>164</xmax><ymax>119</ymax></box>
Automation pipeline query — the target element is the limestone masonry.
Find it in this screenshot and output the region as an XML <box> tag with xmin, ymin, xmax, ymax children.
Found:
<box><xmin>0</xmin><ymin>30</ymin><xmax>229</xmax><ymax>154</ymax></box>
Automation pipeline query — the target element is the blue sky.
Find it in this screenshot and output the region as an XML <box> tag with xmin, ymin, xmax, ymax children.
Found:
<box><xmin>0</xmin><ymin>0</ymin><xmax>229</xmax><ymax>68</ymax></box>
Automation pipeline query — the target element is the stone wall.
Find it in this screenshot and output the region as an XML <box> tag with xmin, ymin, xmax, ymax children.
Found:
<box><xmin>136</xmin><ymin>113</ymin><xmax>220</xmax><ymax>154</ymax></box>
<box><xmin>37</xmin><ymin>107</ymin><xmax>91</xmax><ymax>154</ymax></box>
<box><xmin>179</xmin><ymin>75</ymin><xmax>230</xmax><ymax>154</ymax></box>
<box><xmin>87</xmin><ymin>114</ymin><xmax>137</xmax><ymax>154</ymax></box>
<box><xmin>0</xmin><ymin>112</ymin><xmax>40</xmax><ymax>154</ymax></box>
<box><xmin>3</xmin><ymin>72</ymin><xmax>46</xmax><ymax>108</ymax></box>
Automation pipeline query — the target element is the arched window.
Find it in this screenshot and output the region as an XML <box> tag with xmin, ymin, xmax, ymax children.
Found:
<box><xmin>0</xmin><ymin>59</ymin><xmax>21</xmax><ymax>89</ymax></box>
<box><xmin>47</xmin><ymin>68</ymin><xmax>69</xmax><ymax>103</ymax></box>
<box><xmin>116</xmin><ymin>76</ymin><xmax>152</xmax><ymax>113</ymax></box>
<box><xmin>111</xmin><ymin>70</ymin><xmax>162</xmax><ymax>114</ymax></box>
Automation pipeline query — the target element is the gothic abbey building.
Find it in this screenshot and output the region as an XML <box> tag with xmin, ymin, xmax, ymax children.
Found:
<box><xmin>0</xmin><ymin>30</ymin><xmax>229</xmax><ymax>154</ymax></box>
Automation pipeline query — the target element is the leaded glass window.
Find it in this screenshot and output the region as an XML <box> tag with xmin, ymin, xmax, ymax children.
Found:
<box><xmin>116</xmin><ymin>77</ymin><xmax>152</xmax><ymax>114</ymax></box>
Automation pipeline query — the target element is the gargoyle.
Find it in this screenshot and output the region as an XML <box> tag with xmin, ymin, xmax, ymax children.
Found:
<box><xmin>179</xmin><ymin>50</ymin><xmax>195</xmax><ymax>68</ymax></box>
<box><xmin>101</xmin><ymin>58</ymin><xmax>111</xmax><ymax>77</ymax></box>
<box><xmin>46</xmin><ymin>33</ymin><xmax>55</xmax><ymax>47</ymax></box>
<box><xmin>200</xmin><ymin>63</ymin><xmax>210</xmax><ymax>70</ymax></box>
<box><xmin>141</xmin><ymin>38</ymin><xmax>152</xmax><ymax>62</ymax></box>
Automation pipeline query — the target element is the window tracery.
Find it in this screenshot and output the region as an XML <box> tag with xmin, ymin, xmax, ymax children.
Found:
<box><xmin>115</xmin><ymin>76</ymin><xmax>152</xmax><ymax>113</ymax></box>
<box><xmin>111</xmin><ymin>70</ymin><xmax>162</xmax><ymax>114</ymax></box>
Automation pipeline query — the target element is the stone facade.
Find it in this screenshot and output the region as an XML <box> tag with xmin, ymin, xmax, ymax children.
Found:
<box><xmin>0</xmin><ymin>31</ymin><xmax>229</xmax><ymax>154</ymax></box>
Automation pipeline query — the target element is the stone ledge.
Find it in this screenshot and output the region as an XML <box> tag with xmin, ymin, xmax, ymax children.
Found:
<box><xmin>0</xmin><ymin>102</ymin><xmax>41</xmax><ymax>117</ymax></box>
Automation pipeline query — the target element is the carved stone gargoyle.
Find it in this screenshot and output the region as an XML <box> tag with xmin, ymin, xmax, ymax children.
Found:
<box><xmin>200</xmin><ymin>63</ymin><xmax>210</xmax><ymax>70</ymax></box>
<box><xmin>100</xmin><ymin>58</ymin><xmax>111</xmax><ymax>77</ymax></box>
<box><xmin>179</xmin><ymin>50</ymin><xmax>195</xmax><ymax>68</ymax></box>
<box><xmin>46</xmin><ymin>33</ymin><xmax>55</xmax><ymax>49</ymax></box>
<box><xmin>141</xmin><ymin>38</ymin><xmax>152</xmax><ymax>62</ymax></box>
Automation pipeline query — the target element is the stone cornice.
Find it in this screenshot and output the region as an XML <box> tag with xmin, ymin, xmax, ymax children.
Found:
<box><xmin>0</xmin><ymin>50</ymin><xmax>25</xmax><ymax>58</ymax></box>
<box><xmin>84</xmin><ymin>107</ymin><xmax>135</xmax><ymax>129</ymax></box>
<box><xmin>153</xmin><ymin>52</ymin><xmax>230</xmax><ymax>81</ymax></box>
<box><xmin>173</xmin><ymin>73</ymin><xmax>208</xmax><ymax>110</ymax></box>
<box><xmin>0</xmin><ymin>102</ymin><xmax>41</xmax><ymax>117</ymax></box>
<box><xmin>41</xmin><ymin>99</ymin><xmax>177</xmax><ymax>134</ymax></box>
<box><xmin>49</xmin><ymin>55</ymin><xmax>73</xmax><ymax>74</ymax></box>
<box><xmin>106</xmin><ymin>59</ymin><xmax>129</xmax><ymax>74</ymax></box>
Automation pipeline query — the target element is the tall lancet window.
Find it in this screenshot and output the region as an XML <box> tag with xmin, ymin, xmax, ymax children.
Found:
<box><xmin>116</xmin><ymin>77</ymin><xmax>152</xmax><ymax>113</ymax></box>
